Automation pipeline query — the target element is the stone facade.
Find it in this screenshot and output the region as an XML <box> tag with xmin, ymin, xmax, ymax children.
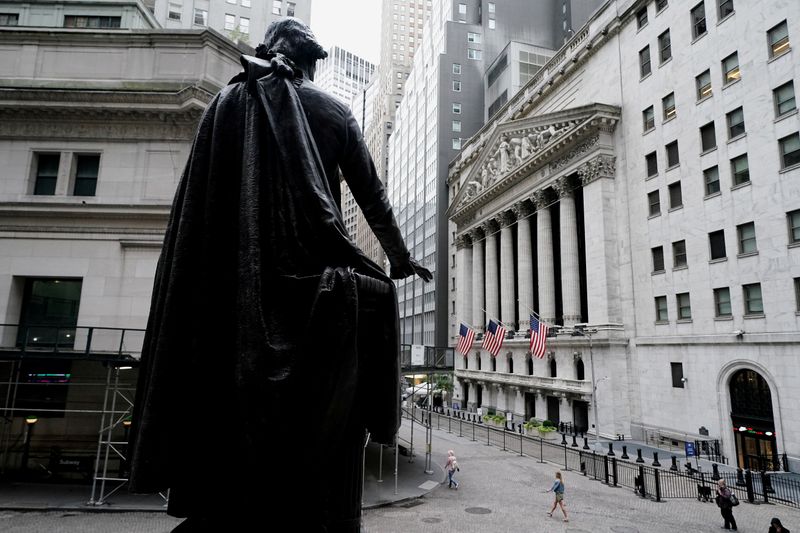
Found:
<box><xmin>447</xmin><ymin>0</ymin><xmax>800</xmax><ymax>472</ymax></box>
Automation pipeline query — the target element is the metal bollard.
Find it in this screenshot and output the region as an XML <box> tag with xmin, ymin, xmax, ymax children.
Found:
<box><xmin>744</xmin><ymin>469</ymin><xmax>755</xmax><ymax>503</ymax></box>
<box><xmin>652</xmin><ymin>452</ymin><xmax>661</xmax><ymax>467</ymax></box>
<box><xmin>762</xmin><ymin>470</ymin><xmax>775</xmax><ymax>496</ymax></box>
<box><xmin>621</xmin><ymin>445</ymin><xmax>629</xmax><ymax>460</ymax></box>
<box><xmin>583</xmin><ymin>437</ymin><xmax>590</xmax><ymax>450</ymax></box>
<box><xmin>712</xmin><ymin>463</ymin><xmax>720</xmax><ymax>481</ymax></box>
<box><xmin>561</xmin><ymin>432</ymin><xmax>568</xmax><ymax>445</ymax></box>
<box><xmin>572</xmin><ymin>435</ymin><xmax>578</xmax><ymax>447</ymax></box>
<box><xmin>670</xmin><ymin>456</ymin><xmax>678</xmax><ymax>471</ymax></box>
<box><xmin>735</xmin><ymin>467</ymin><xmax>746</xmax><ymax>486</ymax></box>
<box><xmin>607</xmin><ymin>442</ymin><xmax>615</xmax><ymax>456</ymax></box>
<box><xmin>636</xmin><ymin>448</ymin><xmax>644</xmax><ymax>463</ymax></box>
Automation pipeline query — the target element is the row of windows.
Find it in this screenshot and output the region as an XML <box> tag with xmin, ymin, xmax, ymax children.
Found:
<box><xmin>654</xmin><ymin>282</ymin><xmax>766</xmax><ymax>323</ymax></box>
<box><xmin>462</xmin><ymin>352</ymin><xmax>580</xmax><ymax>380</ymax></box>
<box><xmin>0</xmin><ymin>13</ymin><xmax>121</xmax><ymax>28</ymax></box>
<box><xmin>31</xmin><ymin>152</ymin><xmax>100</xmax><ymax>197</ymax></box>
<box><xmin>645</xmin><ymin>130</ymin><xmax>799</xmax><ymax>191</ymax></box>
<box><xmin>649</xmin><ymin>218</ymin><xmax>770</xmax><ymax>273</ymax></box>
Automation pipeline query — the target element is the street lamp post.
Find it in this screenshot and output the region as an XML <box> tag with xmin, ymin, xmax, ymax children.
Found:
<box><xmin>22</xmin><ymin>415</ymin><xmax>38</xmax><ymax>473</ymax></box>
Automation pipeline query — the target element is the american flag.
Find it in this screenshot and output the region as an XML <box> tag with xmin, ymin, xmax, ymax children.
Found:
<box><xmin>482</xmin><ymin>319</ymin><xmax>506</xmax><ymax>357</ymax></box>
<box><xmin>529</xmin><ymin>315</ymin><xmax>549</xmax><ymax>358</ymax></box>
<box><xmin>457</xmin><ymin>323</ymin><xmax>475</xmax><ymax>355</ymax></box>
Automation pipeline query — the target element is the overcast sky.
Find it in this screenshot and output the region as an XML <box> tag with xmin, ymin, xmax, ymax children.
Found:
<box><xmin>310</xmin><ymin>0</ymin><xmax>382</xmax><ymax>65</ymax></box>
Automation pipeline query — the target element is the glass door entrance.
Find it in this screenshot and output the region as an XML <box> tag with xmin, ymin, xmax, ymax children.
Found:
<box><xmin>734</xmin><ymin>430</ymin><xmax>778</xmax><ymax>471</ymax></box>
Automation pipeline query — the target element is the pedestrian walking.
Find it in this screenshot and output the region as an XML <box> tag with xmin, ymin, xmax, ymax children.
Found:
<box><xmin>715</xmin><ymin>479</ymin><xmax>738</xmax><ymax>530</ymax></box>
<box><xmin>546</xmin><ymin>471</ymin><xmax>568</xmax><ymax>522</ymax></box>
<box><xmin>769</xmin><ymin>517</ymin><xmax>790</xmax><ymax>533</ymax></box>
<box><xmin>445</xmin><ymin>450</ymin><xmax>459</xmax><ymax>489</ymax></box>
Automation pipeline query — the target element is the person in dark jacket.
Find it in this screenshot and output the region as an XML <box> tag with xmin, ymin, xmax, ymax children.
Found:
<box><xmin>770</xmin><ymin>517</ymin><xmax>790</xmax><ymax>533</ymax></box>
<box><xmin>716</xmin><ymin>479</ymin><xmax>738</xmax><ymax>530</ymax></box>
<box><xmin>129</xmin><ymin>17</ymin><xmax>430</xmax><ymax>533</ymax></box>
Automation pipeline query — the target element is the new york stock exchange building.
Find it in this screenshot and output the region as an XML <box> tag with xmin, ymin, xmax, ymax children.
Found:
<box><xmin>446</xmin><ymin>0</ymin><xmax>800</xmax><ymax>473</ymax></box>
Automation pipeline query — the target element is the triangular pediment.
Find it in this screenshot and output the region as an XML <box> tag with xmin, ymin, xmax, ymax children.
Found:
<box><xmin>446</xmin><ymin>103</ymin><xmax>620</xmax><ymax>220</ymax></box>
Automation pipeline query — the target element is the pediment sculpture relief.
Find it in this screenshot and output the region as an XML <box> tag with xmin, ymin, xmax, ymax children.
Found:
<box><xmin>456</xmin><ymin>120</ymin><xmax>577</xmax><ymax>210</ymax></box>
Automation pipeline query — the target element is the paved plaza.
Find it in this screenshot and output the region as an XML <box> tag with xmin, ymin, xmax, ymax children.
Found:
<box><xmin>1</xmin><ymin>419</ymin><xmax>799</xmax><ymax>532</ymax></box>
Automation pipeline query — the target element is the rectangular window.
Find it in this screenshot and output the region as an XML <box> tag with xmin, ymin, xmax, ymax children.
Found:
<box><xmin>488</xmin><ymin>2</ymin><xmax>496</xmax><ymax>13</ymax></box>
<box><xmin>648</xmin><ymin>190</ymin><xmax>661</xmax><ymax>216</ymax></box>
<box><xmin>714</xmin><ymin>287</ymin><xmax>732</xmax><ymax>317</ymax></box>
<box><xmin>285</xmin><ymin>2</ymin><xmax>295</xmax><ymax>16</ymax></box>
<box><xmin>452</xmin><ymin>138</ymin><xmax>462</xmax><ymax>150</ymax></box>
<box><xmin>700</xmin><ymin>121</ymin><xmax>716</xmax><ymax>152</ymax></box>
<box><xmin>671</xmin><ymin>362</ymin><xmax>684</xmax><ymax>388</ymax></box>
<box><xmin>656</xmin><ymin>0</ymin><xmax>668</xmax><ymax>11</ymax></box>
<box><xmin>796</xmin><ymin>278</ymin><xmax>800</xmax><ymax>312</ymax></box>
<box><xmin>168</xmin><ymin>2</ymin><xmax>182</xmax><ymax>20</ymax></box>
<box><xmin>193</xmin><ymin>8</ymin><xmax>208</xmax><ymax>25</ymax></box>
<box><xmin>488</xmin><ymin>90</ymin><xmax>507</xmax><ymax>119</ymax></box>
<box><xmin>242</xmin><ymin>0</ymin><xmax>252</xmax><ymax>7</ymax></box>
<box><xmin>652</xmin><ymin>246</ymin><xmax>665</xmax><ymax>272</ymax></box>
<box><xmin>643</xmin><ymin>106</ymin><xmax>655</xmax><ymax>131</ymax></box>
<box><xmin>691</xmin><ymin>2</ymin><xmax>707</xmax><ymax>38</ymax></box>
<box><xmin>704</xmin><ymin>166</ymin><xmax>720</xmax><ymax>195</ymax></box>
<box><xmin>488</xmin><ymin>18</ymin><xmax>496</xmax><ymax>29</ymax></box>
<box><xmin>33</xmin><ymin>153</ymin><xmax>59</xmax><ymax>196</ymax></box>
<box><xmin>453</xmin><ymin>63</ymin><xmax>461</xmax><ymax>74</ymax></box>
<box><xmin>452</xmin><ymin>120</ymin><xmax>461</xmax><ymax>132</ymax></box>
<box><xmin>774</xmin><ymin>81</ymin><xmax>796</xmax><ymax>117</ymax></box>
<box><xmin>722</xmin><ymin>52</ymin><xmax>740</xmax><ymax>84</ymax></box>
<box><xmin>731</xmin><ymin>154</ymin><xmax>750</xmax><ymax>186</ymax></box>
<box><xmin>452</xmin><ymin>80</ymin><xmax>461</xmax><ymax>91</ymax></box>
<box><xmin>458</xmin><ymin>3</ymin><xmax>467</xmax><ymax>14</ymax></box>
<box><xmin>780</xmin><ymin>133</ymin><xmax>800</xmax><ymax>168</ymax></box>
<box><xmin>677</xmin><ymin>292</ymin><xmax>692</xmax><ymax>319</ymax></box>
<box><xmin>467</xmin><ymin>32</ymin><xmax>481</xmax><ymax>43</ymax></box>
<box><xmin>788</xmin><ymin>209</ymin><xmax>800</xmax><ymax>244</ymax></box>
<box><xmin>636</xmin><ymin>7</ymin><xmax>648</xmax><ymax>29</ymax></box>
<box><xmin>467</xmin><ymin>49</ymin><xmax>482</xmax><ymax>60</ymax></box>
<box><xmin>639</xmin><ymin>46</ymin><xmax>651</xmax><ymax>77</ymax></box>
<box><xmin>668</xmin><ymin>181</ymin><xmax>682</xmax><ymax>209</ymax></box>
<box><xmin>224</xmin><ymin>14</ymin><xmax>235</xmax><ymax>31</ymax></box>
<box><xmin>743</xmin><ymin>283</ymin><xmax>763</xmax><ymax>315</ymax></box>
<box><xmin>673</xmin><ymin>240</ymin><xmax>687</xmax><ymax>268</ymax></box>
<box><xmin>709</xmin><ymin>229</ymin><xmax>726</xmax><ymax>260</ymax></box>
<box><xmin>272</xmin><ymin>0</ymin><xmax>282</xmax><ymax>15</ymax></box>
<box><xmin>0</xmin><ymin>13</ymin><xmax>19</xmax><ymax>26</ymax></box>
<box><xmin>63</xmin><ymin>15</ymin><xmax>121</xmax><ymax>28</ymax></box>
<box><xmin>662</xmin><ymin>92</ymin><xmax>676</xmax><ymax>120</ymax></box>
<box><xmin>658</xmin><ymin>30</ymin><xmax>671</xmax><ymax>63</ymax></box>
<box><xmin>696</xmin><ymin>69</ymin><xmax>712</xmax><ymax>100</ymax></box>
<box><xmin>727</xmin><ymin>107</ymin><xmax>745</xmax><ymax>138</ymax></box>
<box><xmin>655</xmin><ymin>296</ymin><xmax>668</xmax><ymax>322</ymax></box>
<box><xmin>737</xmin><ymin>221</ymin><xmax>757</xmax><ymax>254</ymax></box>
<box><xmin>486</xmin><ymin>53</ymin><xmax>507</xmax><ymax>86</ymax></box>
<box><xmin>666</xmin><ymin>140</ymin><xmax>679</xmax><ymax>168</ymax></box>
<box><xmin>239</xmin><ymin>16</ymin><xmax>249</xmax><ymax>34</ymax></box>
<box><xmin>646</xmin><ymin>151</ymin><xmax>658</xmax><ymax>177</ymax></box>
<box><xmin>73</xmin><ymin>154</ymin><xmax>99</xmax><ymax>196</ymax></box>
<box><xmin>718</xmin><ymin>0</ymin><xmax>733</xmax><ymax>19</ymax></box>
<box><xmin>768</xmin><ymin>20</ymin><xmax>790</xmax><ymax>58</ymax></box>
<box><xmin>452</xmin><ymin>102</ymin><xmax>462</xmax><ymax>114</ymax></box>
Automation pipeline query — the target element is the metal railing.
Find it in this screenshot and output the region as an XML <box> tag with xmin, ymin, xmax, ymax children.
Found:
<box><xmin>407</xmin><ymin>407</ymin><xmax>800</xmax><ymax>509</ymax></box>
<box><xmin>0</xmin><ymin>324</ymin><xmax>145</xmax><ymax>359</ymax></box>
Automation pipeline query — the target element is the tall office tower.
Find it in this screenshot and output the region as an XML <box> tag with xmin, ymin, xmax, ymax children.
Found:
<box><xmin>315</xmin><ymin>46</ymin><xmax>376</xmax><ymax>104</ymax></box>
<box><xmin>152</xmin><ymin>0</ymin><xmax>312</xmax><ymax>46</ymax></box>
<box><xmin>387</xmin><ymin>0</ymin><xmax>602</xmax><ymax>347</ymax></box>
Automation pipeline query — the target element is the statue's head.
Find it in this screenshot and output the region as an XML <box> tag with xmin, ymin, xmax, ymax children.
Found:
<box><xmin>256</xmin><ymin>18</ymin><xmax>327</xmax><ymax>80</ymax></box>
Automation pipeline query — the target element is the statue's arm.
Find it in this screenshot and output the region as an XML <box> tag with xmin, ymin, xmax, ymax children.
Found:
<box><xmin>339</xmin><ymin>113</ymin><xmax>431</xmax><ymax>281</ymax></box>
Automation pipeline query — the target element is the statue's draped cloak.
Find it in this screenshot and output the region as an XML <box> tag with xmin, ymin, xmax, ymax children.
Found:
<box><xmin>129</xmin><ymin>56</ymin><xmax>401</xmax><ymax>520</ymax></box>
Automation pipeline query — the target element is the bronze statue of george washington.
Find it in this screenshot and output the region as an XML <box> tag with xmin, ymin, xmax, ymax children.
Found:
<box><xmin>128</xmin><ymin>18</ymin><xmax>430</xmax><ymax>532</ymax></box>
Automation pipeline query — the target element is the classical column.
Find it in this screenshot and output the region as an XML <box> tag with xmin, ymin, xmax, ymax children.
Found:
<box><xmin>512</xmin><ymin>386</ymin><xmax>525</xmax><ymax>421</ymax></box>
<box><xmin>496</xmin><ymin>384</ymin><xmax>507</xmax><ymax>412</ymax></box>
<box><xmin>470</xmin><ymin>227</ymin><xmax>485</xmax><ymax>332</ymax></box>
<box><xmin>514</xmin><ymin>201</ymin><xmax>534</xmax><ymax>332</ymax></box>
<box><xmin>483</xmin><ymin>219</ymin><xmax>500</xmax><ymax>326</ymax></box>
<box><xmin>456</xmin><ymin>234</ymin><xmax>473</xmax><ymax>330</ymax></box>
<box><xmin>532</xmin><ymin>190</ymin><xmax>556</xmax><ymax>324</ymax></box>
<box><xmin>555</xmin><ymin>177</ymin><xmax>581</xmax><ymax>326</ymax></box>
<box><xmin>498</xmin><ymin>211</ymin><xmax>516</xmax><ymax>331</ymax></box>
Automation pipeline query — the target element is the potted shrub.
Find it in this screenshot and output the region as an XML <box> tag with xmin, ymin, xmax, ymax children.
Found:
<box><xmin>522</xmin><ymin>418</ymin><xmax>540</xmax><ymax>435</ymax></box>
<box><xmin>538</xmin><ymin>419</ymin><xmax>557</xmax><ymax>440</ymax></box>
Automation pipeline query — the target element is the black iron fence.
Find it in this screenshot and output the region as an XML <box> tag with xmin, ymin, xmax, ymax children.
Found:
<box><xmin>403</xmin><ymin>408</ymin><xmax>800</xmax><ymax>509</ymax></box>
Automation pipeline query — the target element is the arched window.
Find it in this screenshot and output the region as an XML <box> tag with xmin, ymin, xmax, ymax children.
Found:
<box><xmin>463</xmin><ymin>355</ymin><xmax>468</xmax><ymax>370</ymax></box>
<box><xmin>729</xmin><ymin>369</ymin><xmax>773</xmax><ymax>421</ymax></box>
<box><xmin>527</xmin><ymin>356</ymin><xmax>534</xmax><ymax>375</ymax></box>
<box><xmin>507</xmin><ymin>355</ymin><xmax>514</xmax><ymax>374</ymax></box>
<box><xmin>549</xmin><ymin>357</ymin><xmax>557</xmax><ymax>378</ymax></box>
<box><xmin>476</xmin><ymin>353</ymin><xmax>481</xmax><ymax>370</ymax></box>
<box><xmin>575</xmin><ymin>358</ymin><xmax>585</xmax><ymax>380</ymax></box>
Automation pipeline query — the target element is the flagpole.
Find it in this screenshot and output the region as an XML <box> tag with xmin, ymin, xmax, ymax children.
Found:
<box><xmin>479</xmin><ymin>308</ymin><xmax>513</xmax><ymax>331</ymax></box>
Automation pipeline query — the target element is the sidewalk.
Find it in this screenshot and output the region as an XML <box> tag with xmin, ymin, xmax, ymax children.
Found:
<box><xmin>0</xmin><ymin>418</ymin><xmax>443</xmax><ymax>513</ymax></box>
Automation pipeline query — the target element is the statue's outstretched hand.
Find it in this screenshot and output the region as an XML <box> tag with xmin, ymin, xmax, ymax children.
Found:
<box><xmin>390</xmin><ymin>257</ymin><xmax>432</xmax><ymax>282</ymax></box>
